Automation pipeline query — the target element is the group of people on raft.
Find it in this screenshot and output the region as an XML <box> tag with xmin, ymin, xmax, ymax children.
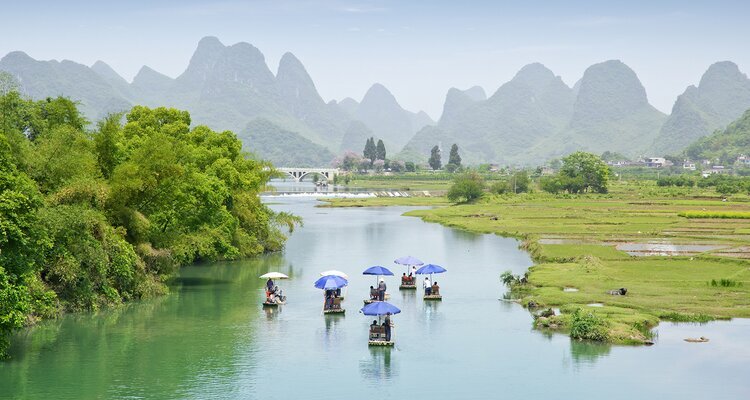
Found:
<box><xmin>323</xmin><ymin>288</ymin><xmax>343</xmax><ymax>310</ymax></box>
<box><xmin>423</xmin><ymin>277</ymin><xmax>440</xmax><ymax>296</ymax></box>
<box><xmin>265</xmin><ymin>278</ymin><xmax>286</xmax><ymax>304</ymax></box>
<box><xmin>369</xmin><ymin>278</ymin><xmax>388</xmax><ymax>301</ymax></box>
<box><xmin>400</xmin><ymin>266</ymin><xmax>419</xmax><ymax>285</ymax></box>
<box><xmin>368</xmin><ymin>312</ymin><xmax>393</xmax><ymax>342</ymax></box>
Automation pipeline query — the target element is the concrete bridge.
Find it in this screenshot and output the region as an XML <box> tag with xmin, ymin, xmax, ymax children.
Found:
<box><xmin>276</xmin><ymin>167</ymin><xmax>340</xmax><ymax>182</ymax></box>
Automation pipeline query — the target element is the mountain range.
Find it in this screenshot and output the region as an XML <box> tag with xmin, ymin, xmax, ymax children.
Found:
<box><xmin>2</xmin><ymin>36</ymin><xmax>750</xmax><ymax>166</ymax></box>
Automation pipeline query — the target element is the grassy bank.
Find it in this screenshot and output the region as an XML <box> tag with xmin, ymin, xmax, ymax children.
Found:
<box><xmin>324</xmin><ymin>181</ymin><xmax>750</xmax><ymax>344</ymax></box>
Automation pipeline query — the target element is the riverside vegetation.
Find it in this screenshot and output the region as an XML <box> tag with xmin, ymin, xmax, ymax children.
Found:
<box><xmin>0</xmin><ymin>91</ymin><xmax>299</xmax><ymax>358</ymax></box>
<box><xmin>324</xmin><ymin>157</ymin><xmax>750</xmax><ymax>344</ymax></box>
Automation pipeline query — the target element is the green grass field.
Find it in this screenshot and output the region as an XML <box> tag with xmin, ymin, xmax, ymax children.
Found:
<box><xmin>324</xmin><ymin>180</ymin><xmax>750</xmax><ymax>344</ymax></box>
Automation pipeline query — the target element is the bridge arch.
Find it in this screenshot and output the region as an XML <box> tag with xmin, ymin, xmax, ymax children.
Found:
<box><xmin>276</xmin><ymin>167</ymin><xmax>340</xmax><ymax>183</ymax></box>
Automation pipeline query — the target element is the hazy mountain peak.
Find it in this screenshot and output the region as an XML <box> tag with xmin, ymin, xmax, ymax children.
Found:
<box><xmin>462</xmin><ymin>86</ymin><xmax>487</xmax><ymax>102</ymax></box>
<box><xmin>513</xmin><ymin>62</ymin><xmax>556</xmax><ymax>83</ymax></box>
<box><xmin>133</xmin><ymin>65</ymin><xmax>172</xmax><ymax>85</ymax></box>
<box><xmin>180</xmin><ymin>36</ymin><xmax>226</xmax><ymax>82</ymax></box>
<box><xmin>277</xmin><ymin>52</ymin><xmax>314</xmax><ymax>85</ymax></box>
<box><xmin>1</xmin><ymin>51</ymin><xmax>34</xmax><ymax>63</ymax></box>
<box><xmin>361</xmin><ymin>83</ymin><xmax>399</xmax><ymax>107</ymax></box>
<box><xmin>91</xmin><ymin>60</ymin><xmax>127</xmax><ymax>83</ymax></box>
<box><xmin>699</xmin><ymin>61</ymin><xmax>744</xmax><ymax>87</ymax></box>
<box><xmin>338</xmin><ymin>97</ymin><xmax>359</xmax><ymax>115</ymax></box>
<box><xmin>573</xmin><ymin>59</ymin><xmax>651</xmax><ymax>120</ymax></box>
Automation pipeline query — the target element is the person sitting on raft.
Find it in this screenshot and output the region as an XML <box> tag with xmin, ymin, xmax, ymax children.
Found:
<box><xmin>324</xmin><ymin>290</ymin><xmax>335</xmax><ymax>309</ymax></box>
<box><xmin>370</xmin><ymin>286</ymin><xmax>378</xmax><ymax>300</ymax></box>
<box><xmin>401</xmin><ymin>273</ymin><xmax>408</xmax><ymax>284</ymax></box>
<box><xmin>431</xmin><ymin>282</ymin><xmax>439</xmax><ymax>295</ymax></box>
<box><xmin>423</xmin><ymin>277</ymin><xmax>432</xmax><ymax>295</ymax></box>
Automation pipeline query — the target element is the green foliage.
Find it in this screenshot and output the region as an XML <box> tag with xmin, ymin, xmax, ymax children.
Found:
<box><xmin>375</xmin><ymin>139</ymin><xmax>386</xmax><ymax>161</ymax></box>
<box><xmin>491</xmin><ymin>171</ymin><xmax>531</xmax><ymax>194</ymax></box>
<box><xmin>404</xmin><ymin>161</ymin><xmax>416</xmax><ymax>172</ymax></box>
<box><xmin>543</xmin><ymin>151</ymin><xmax>610</xmax><ymax>194</ymax></box>
<box><xmin>0</xmin><ymin>92</ymin><xmax>297</xmax><ymax>358</ymax></box>
<box><xmin>448</xmin><ymin>143</ymin><xmax>461</xmax><ymax>167</ymax></box>
<box><xmin>429</xmin><ymin>145</ymin><xmax>441</xmax><ymax>170</ymax></box>
<box><xmin>363</xmin><ymin>137</ymin><xmax>376</xmax><ymax>164</ymax></box>
<box><xmin>656</xmin><ymin>175</ymin><xmax>695</xmax><ymax>187</ymax></box>
<box><xmin>447</xmin><ymin>171</ymin><xmax>484</xmax><ymax>203</ymax></box>
<box><xmin>0</xmin><ymin>267</ymin><xmax>31</xmax><ymax>359</ymax></box>
<box><xmin>569</xmin><ymin>308</ymin><xmax>609</xmax><ymax>342</ymax></box>
<box><xmin>686</xmin><ymin>108</ymin><xmax>750</xmax><ymax>164</ymax></box>
<box><xmin>709</xmin><ymin>279</ymin><xmax>742</xmax><ymax>287</ymax></box>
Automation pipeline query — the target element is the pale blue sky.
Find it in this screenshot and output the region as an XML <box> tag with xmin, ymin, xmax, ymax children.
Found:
<box><xmin>2</xmin><ymin>0</ymin><xmax>749</xmax><ymax>118</ymax></box>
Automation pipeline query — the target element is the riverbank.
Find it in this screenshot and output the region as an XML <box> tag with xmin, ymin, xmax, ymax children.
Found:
<box><xmin>322</xmin><ymin>181</ymin><xmax>750</xmax><ymax>344</ymax></box>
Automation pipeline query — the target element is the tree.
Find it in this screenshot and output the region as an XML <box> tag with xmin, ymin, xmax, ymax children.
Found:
<box><xmin>510</xmin><ymin>171</ymin><xmax>530</xmax><ymax>193</ymax></box>
<box><xmin>447</xmin><ymin>171</ymin><xmax>484</xmax><ymax>203</ymax></box>
<box><xmin>363</xmin><ymin>137</ymin><xmax>376</xmax><ymax>164</ymax></box>
<box><xmin>558</xmin><ymin>151</ymin><xmax>610</xmax><ymax>193</ymax></box>
<box><xmin>375</xmin><ymin>139</ymin><xmax>386</xmax><ymax>161</ymax></box>
<box><xmin>390</xmin><ymin>160</ymin><xmax>405</xmax><ymax>172</ymax></box>
<box><xmin>373</xmin><ymin>159</ymin><xmax>385</xmax><ymax>173</ymax></box>
<box><xmin>448</xmin><ymin>143</ymin><xmax>461</xmax><ymax>167</ymax></box>
<box><xmin>0</xmin><ymin>72</ymin><xmax>20</xmax><ymax>95</ymax></box>
<box><xmin>405</xmin><ymin>161</ymin><xmax>416</xmax><ymax>172</ymax></box>
<box><xmin>429</xmin><ymin>145</ymin><xmax>442</xmax><ymax>170</ymax></box>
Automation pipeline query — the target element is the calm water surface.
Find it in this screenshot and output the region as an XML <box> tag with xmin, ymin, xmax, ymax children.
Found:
<box><xmin>1</xmin><ymin>192</ymin><xmax>749</xmax><ymax>399</ymax></box>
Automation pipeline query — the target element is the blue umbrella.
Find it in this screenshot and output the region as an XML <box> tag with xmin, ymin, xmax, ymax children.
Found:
<box><xmin>416</xmin><ymin>264</ymin><xmax>447</xmax><ymax>293</ymax></box>
<box><xmin>363</xmin><ymin>266</ymin><xmax>394</xmax><ymax>276</ymax></box>
<box><xmin>314</xmin><ymin>275</ymin><xmax>348</xmax><ymax>290</ymax></box>
<box><xmin>415</xmin><ymin>264</ymin><xmax>447</xmax><ymax>274</ymax></box>
<box><xmin>360</xmin><ymin>301</ymin><xmax>401</xmax><ymax>316</ymax></box>
<box><xmin>393</xmin><ymin>256</ymin><xmax>424</xmax><ymax>266</ymax></box>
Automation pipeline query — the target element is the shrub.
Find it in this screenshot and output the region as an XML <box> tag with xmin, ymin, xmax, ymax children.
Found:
<box><xmin>447</xmin><ymin>172</ymin><xmax>485</xmax><ymax>203</ymax></box>
<box><xmin>569</xmin><ymin>308</ymin><xmax>609</xmax><ymax>341</ymax></box>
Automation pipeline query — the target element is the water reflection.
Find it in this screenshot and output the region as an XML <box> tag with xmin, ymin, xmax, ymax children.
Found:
<box><xmin>569</xmin><ymin>340</ymin><xmax>612</xmax><ymax>366</ymax></box>
<box><xmin>360</xmin><ymin>347</ymin><xmax>396</xmax><ymax>383</ymax></box>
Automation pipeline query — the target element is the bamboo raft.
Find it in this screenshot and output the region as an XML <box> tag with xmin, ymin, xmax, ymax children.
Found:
<box><xmin>423</xmin><ymin>294</ymin><xmax>442</xmax><ymax>300</ymax></box>
<box><xmin>399</xmin><ymin>284</ymin><xmax>417</xmax><ymax>290</ymax></box>
<box><xmin>368</xmin><ymin>340</ymin><xmax>394</xmax><ymax>346</ymax></box>
<box><xmin>323</xmin><ymin>308</ymin><xmax>345</xmax><ymax>314</ymax></box>
<box><xmin>262</xmin><ymin>301</ymin><xmax>281</xmax><ymax>307</ymax></box>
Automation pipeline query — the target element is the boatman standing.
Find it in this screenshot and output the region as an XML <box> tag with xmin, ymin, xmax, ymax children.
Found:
<box><xmin>384</xmin><ymin>312</ymin><xmax>392</xmax><ymax>341</ymax></box>
<box><xmin>378</xmin><ymin>278</ymin><xmax>387</xmax><ymax>301</ymax></box>
<box><xmin>423</xmin><ymin>276</ymin><xmax>431</xmax><ymax>295</ymax></box>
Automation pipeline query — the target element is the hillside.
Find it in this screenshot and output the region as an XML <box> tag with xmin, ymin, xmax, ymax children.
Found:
<box><xmin>653</xmin><ymin>61</ymin><xmax>750</xmax><ymax>155</ymax></box>
<box><xmin>685</xmin><ymin>108</ymin><xmax>750</xmax><ymax>164</ymax></box>
<box><xmin>241</xmin><ymin>119</ymin><xmax>335</xmax><ymax>167</ymax></box>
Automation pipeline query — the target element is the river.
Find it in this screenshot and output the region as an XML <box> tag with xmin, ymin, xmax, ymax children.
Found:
<box><xmin>1</xmin><ymin>189</ymin><xmax>749</xmax><ymax>399</ymax></box>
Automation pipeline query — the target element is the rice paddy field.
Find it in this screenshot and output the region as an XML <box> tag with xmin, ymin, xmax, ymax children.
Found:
<box><xmin>324</xmin><ymin>180</ymin><xmax>750</xmax><ymax>343</ymax></box>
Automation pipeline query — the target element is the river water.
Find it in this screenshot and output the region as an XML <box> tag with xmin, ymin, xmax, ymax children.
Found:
<box><xmin>1</xmin><ymin>190</ymin><xmax>749</xmax><ymax>399</ymax></box>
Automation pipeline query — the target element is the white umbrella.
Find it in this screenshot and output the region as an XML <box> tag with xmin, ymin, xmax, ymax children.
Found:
<box><xmin>259</xmin><ymin>272</ymin><xmax>289</xmax><ymax>279</ymax></box>
<box><xmin>319</xmin><ymin>270</ymin><xmax>349</xmax><ymax>279</ymax></box>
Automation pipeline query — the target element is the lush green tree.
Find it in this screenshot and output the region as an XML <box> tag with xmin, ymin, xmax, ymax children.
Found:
<box><xmin>445</xmin><ymin>163</ymin><xmax>458</xmax><ymax>173</ymax></box>
<box><xmin>429</xmin><ymin>145</ymin><xmax>442</xmax><ymax>170</ymax></box>
<box><xmin>447</xmin><ymin>171</ymin><xmax>485</xmax><ymax>203</ymax></box>
<box><xmin>363</xmin><ymin>137</ymin><xmax>376</xmax><ymax>164</ymax></box>
<box><xmin>0</xmin><ymin>95</ymin><xmax>300</xmax><ymax>358</ymax></box>
<box><xmin>375</xmin><ymin>139</ymin><xmax>386</xmax><ymax>161</ymax></box>
<box><xmin>405</xmin><ymin>161</ymin><xmax>416</xmax><ymax>172</ymax></box>
<box><xmin>93</xmin><ymin>113</ymin><xmax>125</xmax><ymax>179</ymax></box>
<box><xmin>448</xmin><ymin>143</ymin><xmax>461</xmax><ymax>167</ymax></box>
<box><xmin>558</xmin><ymin>151</ymin><xmax>610</xmax><ymax>193</ymax></box>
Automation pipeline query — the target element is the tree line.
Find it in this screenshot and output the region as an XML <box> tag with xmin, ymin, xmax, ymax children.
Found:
<box><xmin>0</xmin><ymin>90</ymin><xmax>299</xmax><ymax>358</ymax></box>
